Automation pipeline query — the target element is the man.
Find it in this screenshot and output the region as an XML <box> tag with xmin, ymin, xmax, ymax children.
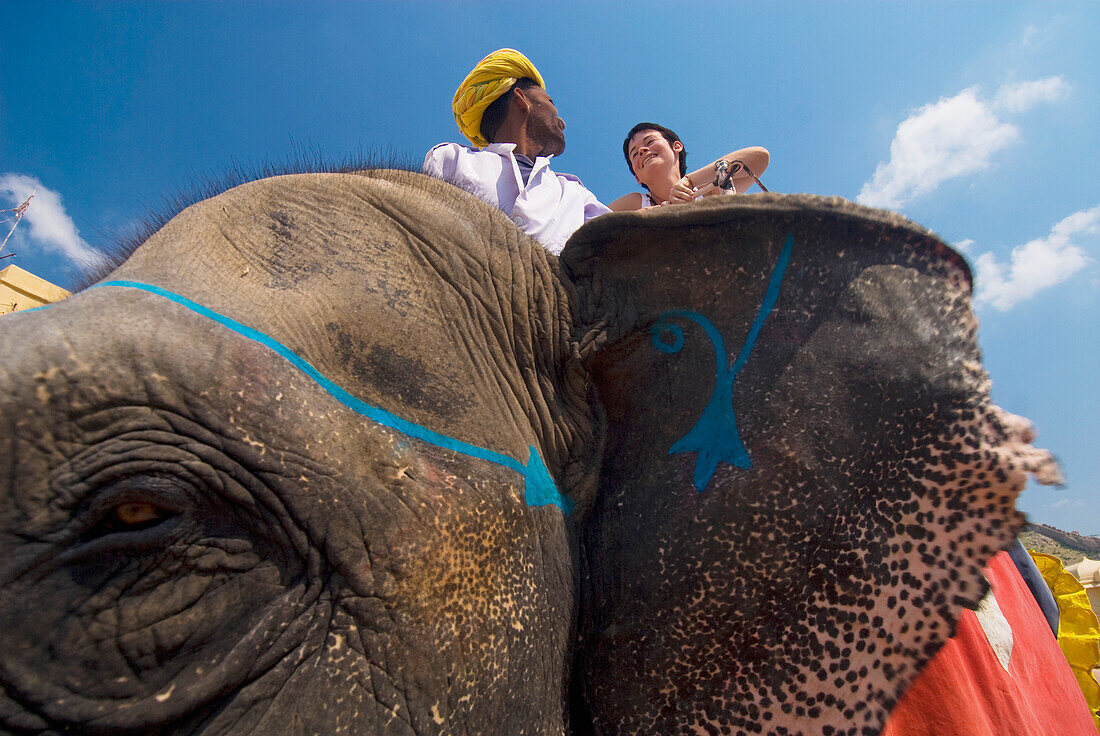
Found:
<box><xmin>423</xmin><ymin>49</ymin><xmax>610</xmax><ymax>255</ymax></box>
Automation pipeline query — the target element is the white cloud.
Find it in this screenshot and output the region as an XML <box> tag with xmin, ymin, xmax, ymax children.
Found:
<box><xmin>953</xmin><ymin>238</ymin><xmax>975</xmax><ymax>254</ymax></box>
<box><xmin>972</xmin><ymin>204</ymin><xmax>1098</xmax><ymax>311</ymax></box>
<box><xmin>857</xmin><ymin>88</ymin><xmax>1018</xmax><ymax>209</ymax></box>
<box><xmin>857</xmin><ymin>77</ymin><xmax>1068</xmax><ymax>210</ymax></box>
<box><xmin>0</xmin><ymin>174</ymin><xmax>104</xmax><ymax>268</ymax></box>
<box><xmin>993</xmin><ymin>76</ymin><xmax>1069</xmax><ymax>114</ymax></box>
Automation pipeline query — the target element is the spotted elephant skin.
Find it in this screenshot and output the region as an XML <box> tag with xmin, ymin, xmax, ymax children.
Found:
<box><xmin>0</xmin><ymin>170</ymin><xmax>1058</xmax><ymax>735</ymax></box>
<box><xmin>563</xmin><ymin>199</ymin><xmax>1060</xmax><ymax>736</ymax></box>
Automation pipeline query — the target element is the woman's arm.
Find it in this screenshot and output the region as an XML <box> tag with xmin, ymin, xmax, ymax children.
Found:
<box><xmin>608</xmin><ymin>192</ymin><xmax>646</xmax><ymax>212</ymax></box>
<box><xmin>684</xmin><ymin>146</ymin><xmax>770</xmax><ymax>195</ymax></box>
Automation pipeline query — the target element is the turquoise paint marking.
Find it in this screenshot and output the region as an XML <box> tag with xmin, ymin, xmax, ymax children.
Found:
<box><xmin>652</xmin><ymin>310</ymin><xmax>750</xmax><ymax>491</ymax></box>
<box><xmin>91</xmin><ymin>280</ymin><xmax>571</xmax><ymax>512</ymax></box>
<box><xmin>650</xmin><ymin>233</ymin><xmax>795</xmax><ymax>492</ymax></box>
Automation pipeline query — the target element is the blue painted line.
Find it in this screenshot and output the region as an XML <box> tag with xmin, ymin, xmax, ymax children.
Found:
<box><xmin>91</xmin><ymin>280</ymin><xmax>571</xmax><ymax>512</ymax></box>
<box><xmin>731</xmin><ymin>233</ymin><xmax>794</xmax><ymax>376</ymax></box>
<box><xmin>652</xmin><ymin>309</ymin><xmax>749</xmax><ymax>491</ymax></box>
<box><xmin>650</xmin><ymin>233</ymin><xmax>795</xmax><ymax>492</ymax></box>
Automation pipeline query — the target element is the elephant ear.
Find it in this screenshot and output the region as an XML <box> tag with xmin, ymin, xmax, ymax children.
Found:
<box><xmin>560</xmin><ymin>194</ymin><xmax>1060</xmax><ymax>736</ymax></box>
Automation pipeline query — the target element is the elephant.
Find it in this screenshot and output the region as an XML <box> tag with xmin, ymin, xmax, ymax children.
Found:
<box><xmin>0</xmin><ymin>168</ymin><xmax>1060</xmax><ymax>735</ymax></box>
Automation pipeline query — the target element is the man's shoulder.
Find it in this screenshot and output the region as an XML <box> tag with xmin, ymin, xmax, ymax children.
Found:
<box><xmin>423</xmin><ymin>143</ymin><xmax>492</xmax><ymax>180</ymax></box>
<box><xmin>425</xmin><ymin>141</ymin><xmax>475</xmax><ymax>159</ymax></box>
<box><xmin>425</xmin><ymin>142</ymin><xmax>513</xmax><ymax>169</ymax></box>
<box><xmin>551</xmin><ymin>169</ymin><xmax>584</xmax><ymax>185</ymax></box>
<box><xmin>545</xmin><ymin>166</ymin><xmax>597</xmax><ymax>195</ymax></box>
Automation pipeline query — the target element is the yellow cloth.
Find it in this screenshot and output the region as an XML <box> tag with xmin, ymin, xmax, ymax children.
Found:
<box><xmin>452</xmin><ymin>48</ymin><xmax>545</xmax><ymax>148</ymax></box>
<box><xmin>1030</xmin><ymin>551</ymin><xmax>1100</xmax><ymax>732</ymax></box>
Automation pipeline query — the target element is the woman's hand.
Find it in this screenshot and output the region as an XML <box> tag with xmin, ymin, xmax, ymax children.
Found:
<box><xmin>666</xmin><ymin>176</ymin><xmax>698</xmax><ymax>204</ymax></box>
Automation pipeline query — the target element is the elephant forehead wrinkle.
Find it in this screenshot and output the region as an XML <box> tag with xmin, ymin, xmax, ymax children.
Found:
<box><xmin>327</xmin><ymin>335</ymin><xmax>474</xmax><ymax>420</ymax></box>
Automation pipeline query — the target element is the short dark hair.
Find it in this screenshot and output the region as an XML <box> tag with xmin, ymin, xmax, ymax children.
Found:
<box><xmin>623</xmin><ymin>122</ymin><xmax>687</xmax><ymax>185</ymax></box>
<box><xmin>481</xmin><ymin>77</ymin><xmax>542</xmax><ymax>145</ymax></box>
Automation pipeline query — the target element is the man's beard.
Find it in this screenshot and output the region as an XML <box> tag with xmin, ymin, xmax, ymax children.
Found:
<box><xmin>532</xmin><ymin>119</ymin><xmax>565</xmax><ymax>158</ymax></box>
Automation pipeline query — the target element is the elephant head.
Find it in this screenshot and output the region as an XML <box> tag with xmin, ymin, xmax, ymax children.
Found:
<box><xmin>0</xmin><ymin>169</ymin><xmax>1058</xmax><ymax>735</ymax></box>
<box><xmin>0</xmin><ymin>171</ymin><xmax>598</xmax><ymax>734</ymax></box>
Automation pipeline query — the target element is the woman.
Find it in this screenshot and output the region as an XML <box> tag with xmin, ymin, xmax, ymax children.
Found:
<box><xmin>608</xmin><ymin>122</ymin><xmax>770</xmax><ymax>212</ymax></box>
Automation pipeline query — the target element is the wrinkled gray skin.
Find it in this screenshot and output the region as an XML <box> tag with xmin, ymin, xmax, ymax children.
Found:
<box><xmin>0</xmin><ymin>170</ymin><xmax>1058</xmax><ymax>735</ymax></box>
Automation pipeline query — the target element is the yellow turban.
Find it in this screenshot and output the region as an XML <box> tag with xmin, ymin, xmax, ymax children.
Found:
<box><xmin>452</xmin><ymin>48</ymin><xmax>545</xmax><ymax>148</ymax></box>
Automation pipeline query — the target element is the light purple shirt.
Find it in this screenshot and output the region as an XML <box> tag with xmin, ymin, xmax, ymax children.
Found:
<box><xmin>423</xmin><ymin>142</ymin><xmax>610</xmax><ymax>255</ymax></box>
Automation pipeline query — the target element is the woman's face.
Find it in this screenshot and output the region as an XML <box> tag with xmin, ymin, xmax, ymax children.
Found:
<box><xmin>627</xmin><ymin>129</ymin><xmax>683</xmax><ymax>186</ymax></box>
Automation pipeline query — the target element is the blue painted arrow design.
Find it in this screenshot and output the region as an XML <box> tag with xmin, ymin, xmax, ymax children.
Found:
<box><xmin>650</xmin><ymin>233</ymin><xmax>794</xmax><ymax>492</ymax></box>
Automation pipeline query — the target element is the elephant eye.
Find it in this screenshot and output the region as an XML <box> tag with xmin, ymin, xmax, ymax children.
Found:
<box><xmin>56</xmin><ymin>476</ymin><xmax>191</xmax><ymax>562</ymax></box>
<box><xmin>81</xmin><ymin>499</ymin><xmax>178</xmax><ymax>543</ymax></box>
<box><xmin>114</xmin><ymin>502</ymin><xmax>171</xmax><ymax>528</ymax></box>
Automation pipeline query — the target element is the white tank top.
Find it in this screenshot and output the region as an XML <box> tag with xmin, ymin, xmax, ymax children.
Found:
<box><xmin>639</xmin><ymin>189</ymin><xmax>730</xmax><ymax>208</ymax></box>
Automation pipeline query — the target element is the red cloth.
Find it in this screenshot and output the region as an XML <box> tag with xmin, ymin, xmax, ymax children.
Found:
<box><xmin>883</xmin><ymin>551</ymin><xmax>1096</xmax><ymax>736</ymax></box>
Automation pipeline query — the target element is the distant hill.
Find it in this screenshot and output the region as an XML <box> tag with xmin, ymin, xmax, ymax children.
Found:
<box><xmin>1020</xmin><ymin>523</ymin><xmax>1100</xmax><ymax>567</ymax></box>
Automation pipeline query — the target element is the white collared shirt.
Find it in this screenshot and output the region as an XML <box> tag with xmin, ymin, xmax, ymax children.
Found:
<box><xmin>423</xmin><ymin>142</ymin><xmax>611</xmax><ymax>255</ymax></box>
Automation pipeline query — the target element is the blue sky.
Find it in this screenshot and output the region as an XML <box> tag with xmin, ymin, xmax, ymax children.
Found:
<box><xmin>3</xmin><ymin>2</ymin><xmax>1097</xmax><ymax>533</ymax></box>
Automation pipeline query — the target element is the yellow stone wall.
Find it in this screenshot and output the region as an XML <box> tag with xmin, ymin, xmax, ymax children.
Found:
<box><xmin>0</xmin><ymin>264</ymin><xmax>70</xmax><ymax>315</ymax></box>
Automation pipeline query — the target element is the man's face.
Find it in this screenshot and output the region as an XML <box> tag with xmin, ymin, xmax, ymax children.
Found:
<box><xmin>524</xmin><ymin>86</ymin><xmax>566</xmax><ymax>158</ymax></box>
